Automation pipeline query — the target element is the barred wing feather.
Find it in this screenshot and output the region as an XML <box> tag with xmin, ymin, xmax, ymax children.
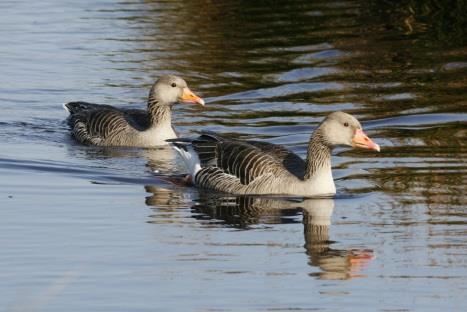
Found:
<box><xmin>245</xmin><ymin>140</ymin><xmax>306</xmax><ymax>178</ymax></box>
<box><xmin>70</xmin><ymin>109</ymin><xmax>131</xmax><ymax>146</ymax></box>
<box><xmin>190</xmin><ymin>133</ymin><xmax>291</xmax><ymax>188</ymax></box>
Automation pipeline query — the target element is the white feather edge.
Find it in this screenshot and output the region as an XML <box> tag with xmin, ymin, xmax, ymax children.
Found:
<box><xmin>171</xmin><ymin>144</ymin><xmax>202</xmax><ymax>177</ymax></box>
<box><xmin>62</xmin><ymin>103</ymin><xmax>70</xmax><ymax>113</ymax></box>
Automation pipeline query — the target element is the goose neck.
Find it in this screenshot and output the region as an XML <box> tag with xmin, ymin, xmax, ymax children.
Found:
<box><xmin>304</xmin><ymin>130</ymin><xmax>332</xmax><ymax>180</ymax></box>
<box><xmin>147</xmin><ymin>99</ymin><xmax>172</xmax><ymax>126</ymax></box>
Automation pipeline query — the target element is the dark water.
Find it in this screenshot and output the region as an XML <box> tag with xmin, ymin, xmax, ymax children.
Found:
<box><xmin>1</xmin><ymin>0</ymin><xmax>466</xmax><ymax>311</ymax></box>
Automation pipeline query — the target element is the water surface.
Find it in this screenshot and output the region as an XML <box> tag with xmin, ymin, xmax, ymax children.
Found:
<box><xmin>0</xmin><ymin>0</ymin><xmax>466</xmax><ymax>311</ymax></box>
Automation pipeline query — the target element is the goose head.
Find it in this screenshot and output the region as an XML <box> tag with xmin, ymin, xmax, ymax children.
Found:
<box><xmin>150</xmin><ymin>75</ymin><xmax>204</xmax><ymax>106</ymax></box>
<box><xmin>318</xmin><ymin>112</ymin><xmax>380</xmax><ymax>151</ymax></box>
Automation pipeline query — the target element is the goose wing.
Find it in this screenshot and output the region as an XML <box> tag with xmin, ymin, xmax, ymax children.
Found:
<box><xmin>69</xmin><ymin>109</ymin><xmax>133</xmax><ymax>146</ymax></box>
<box><xmin>245</xmin><ymin>140</ymin><xmax>305</xmax><ymax>178</ymax></box>
<box><xmin>64</xmin><ymin>101</ymin><xmax>149</xmax><ymax>129</ymax></box>
<box><xmin>170</xmin><ymin>132</ymin><xmax>296</xmax><ymax>190</ymax></box>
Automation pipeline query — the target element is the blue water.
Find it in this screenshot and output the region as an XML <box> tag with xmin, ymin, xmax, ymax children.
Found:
<box><xmin>1</xmin><ymin>0</ymin><xmax>466</xmax><ymax>311</ymax></box>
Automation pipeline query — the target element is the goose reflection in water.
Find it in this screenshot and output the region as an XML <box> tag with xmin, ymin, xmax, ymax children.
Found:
<box><xmin>145</xmin><ymin>186</ymin><xmax>374</xmax><ymax>280</ymax></box>
<box><xmin>79</xmin><ymin>145</ymin><xmax>180</xmax><ymax>172</ymax></box>
<box><xmin>302</xmin><ymin>199</ymin><xmax>374</xmax><ymax>280</ymax></box>
<box><xmin>66</xmin><ymin>144</ymin><xmax>186</xmax><ymax>183</ymax></box>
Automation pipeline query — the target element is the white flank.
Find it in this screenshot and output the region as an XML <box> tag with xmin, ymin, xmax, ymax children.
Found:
<box><xmin>62</xmin><ymin>103</ymin><xmax>70</xmax><ymax>113</ymax></box>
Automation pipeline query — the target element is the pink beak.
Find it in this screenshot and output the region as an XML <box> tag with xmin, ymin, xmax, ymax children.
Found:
<box><xmin>351</xmin><ymin>129</ymin><xmax>380</xmax><ymax>152</ymax></box>
<box><xmin>179</xmin><ymin>87</ymin><xmax>205</xmax><ymax>106</ymax></box>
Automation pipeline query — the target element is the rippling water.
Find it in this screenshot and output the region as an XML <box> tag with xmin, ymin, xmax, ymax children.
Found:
<box><xmin>1</xmin><ymin>0</ymin><xmax>466</xmax><ymax>311</ymax></box>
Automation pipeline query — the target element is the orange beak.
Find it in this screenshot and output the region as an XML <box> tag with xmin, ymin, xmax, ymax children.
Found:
<box><xmin>351</xmin><ymin>129</ymin><xmax>380</xmax><ymax>152</ymax></box>
<box><xmin>179</xmin><ymin>87</ymin><xmax>205</xmax><ymax>106</ymax></box>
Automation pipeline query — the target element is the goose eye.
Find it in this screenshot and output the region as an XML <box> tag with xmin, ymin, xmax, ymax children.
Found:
<box><xmin>171</xmin><ymin>83</ymin><xmax>177</xmax><ymax>87</ymax></box>
<box><xmin>344</xmin><ymin>122</ymin><xmax>349</xmax><ymax>127</ymax></box>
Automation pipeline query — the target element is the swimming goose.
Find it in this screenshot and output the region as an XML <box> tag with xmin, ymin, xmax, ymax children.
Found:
<box><xmin>168</xmin><ymin>112</ymin><xmax>380</xmax><ymax>196</ymax></box>
<box><xmin>63</xmin><ymin>75</ymin><xmax>204</xmax><ymax>147</ymax></box>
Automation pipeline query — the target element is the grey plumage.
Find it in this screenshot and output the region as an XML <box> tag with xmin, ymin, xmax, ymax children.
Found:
<box><xmin>176</xmin><ymin>132</ymin><xmax>318</xmax><ymax>194</ymax></box>
<box><xmin>64</xmin><ymin>75</ymin><xmax>204</xmax><ymax>147</ymax></box>
<box><xmin>169</xmin><ymin>112</ymin><xmax>380</xmax><ymax>196</ymax></box>
<box><xmin>65</xmin><ymin>103</ymin><xmax>143</xmax><ymax>146</ymax></box>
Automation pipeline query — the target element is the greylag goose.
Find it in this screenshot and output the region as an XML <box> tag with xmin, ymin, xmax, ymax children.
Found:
<box><xmin>168</xmin><ymin>112</ymin><xmax>380</xmax><ymax>196</ymax></box>
<box><xmin>63</xmin><ymin>75</ymin><xmax>204</xmax><ymax>147</ymax></box>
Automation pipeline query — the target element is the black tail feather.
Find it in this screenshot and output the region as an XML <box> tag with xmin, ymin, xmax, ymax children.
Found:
<box><xmin>64</xmin><ymin>101</ymin><xmax>103</xmax><ymax>115</ymax></box>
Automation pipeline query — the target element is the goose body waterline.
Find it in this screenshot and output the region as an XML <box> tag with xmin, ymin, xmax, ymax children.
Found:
<box><xmin>168</xmin><ymin>112</ymin><xmax>380</xmax><ymax>196</ymax></box>
<box><xmin>64</xmin><ymin>75</ymin><xmax>204</xmax><ymax>147</ymax></box>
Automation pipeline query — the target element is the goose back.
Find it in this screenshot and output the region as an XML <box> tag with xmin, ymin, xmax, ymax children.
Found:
<box><xmin>65</xmin><ymin>101</ymin><xmax>151</xmax><ymax>129</ymax></box>
<box><xmin>245</xmin><ymin>140</ymin><xmax>306</xmax><ymax>178</ymax></box>
<box><xmin>69</xmin><ymin>107</ymin><xmax>137</xmax><ymax>146</ymax></box>
<box><xmin>171</xmin><ymin>132</ymin><xmax>300</xmax><ymax>194</ymax></box>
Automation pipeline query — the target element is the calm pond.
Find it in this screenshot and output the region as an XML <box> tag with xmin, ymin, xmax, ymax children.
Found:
<box><xmin>0</xmin><ymin>0</ymin><xmax>466</xmax><ymax>311</ymax></box>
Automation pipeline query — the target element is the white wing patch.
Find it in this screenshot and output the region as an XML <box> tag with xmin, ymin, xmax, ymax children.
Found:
<box><xmin>173</xmin><ymin>145</ymin><xmax>202</xmax><ymax>177</ymax></box>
